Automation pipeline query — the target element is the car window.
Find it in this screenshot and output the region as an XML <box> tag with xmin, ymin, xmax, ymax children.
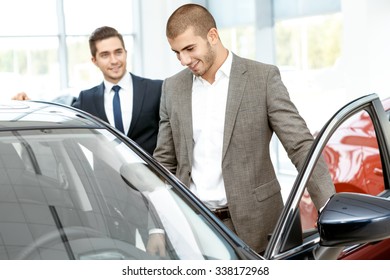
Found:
<box><xmin>329</xmin><ymin>111</ymin><xmax>385</xmax><ymax>195</ymax></box>
<box><xmin>300</xmin><ymin>111</ymin><xmax>386</xmax><ymax>233</ymax></box>
<box><xmin>266</xmin><ymin>95</ymin><xmax>390</xmax><ymax>260</ymax></box>
<box><xmin>300</xmin><ymin>108</ymin><xmax>389</xmax><ymax>256</ymax></box>
<box><xmin>0</xmin><ymin>128</ymin><xmax>239</xmax><ymax>260</ymax></box>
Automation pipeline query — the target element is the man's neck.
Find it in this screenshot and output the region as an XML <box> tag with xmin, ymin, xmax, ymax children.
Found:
<box><xmin>202</xmin><ymin>48</ymin><xmax>228</xmax><ymax>84</ymax></box>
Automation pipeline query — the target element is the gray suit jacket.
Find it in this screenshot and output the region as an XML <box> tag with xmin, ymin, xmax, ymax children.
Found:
<box><xmin>153</xmin><ymin>54</ymin><xmax>335</xmax><ymax>252</ymax></box>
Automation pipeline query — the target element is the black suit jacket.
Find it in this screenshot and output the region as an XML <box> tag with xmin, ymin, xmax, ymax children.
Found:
<box><xmin>72</xmin><ymin>73</ymin><xmax>163</xmax><ymax>154</ymax></box>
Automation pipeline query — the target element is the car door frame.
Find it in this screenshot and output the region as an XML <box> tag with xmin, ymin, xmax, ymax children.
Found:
<box><xmin>264</xmin><ymin>93</ymin><xmax>390</xmax><ymax>260</ymax></box>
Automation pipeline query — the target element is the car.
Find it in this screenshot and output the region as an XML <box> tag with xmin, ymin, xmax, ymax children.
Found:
<box><xmin>323</xmin><ymin>97</ymin><xmax>390</xmax><ymax>196</ymax></box>
<box><xmin>322</xmin><ymin>97</ymin><xmax>390</xmax><ymax>259</ymax></box>
<box><xmin>298</xmin><ymin>96</ymin><xmax>390</xmax><ymax>259</ymax></box>
<box><xmin>0</xmin><ymin>94</ymin><xmax>390</xmax><ymax>260</ymax></box>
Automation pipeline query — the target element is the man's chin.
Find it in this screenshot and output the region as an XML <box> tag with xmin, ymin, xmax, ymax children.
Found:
<box><xmin>109</xmin><ymin>72</ymin><xmax>126</xmax><ymax>81</ymax></box>
<box><xmin>189</xmin><ymin>69</ymin><xmax>203</xmax><ymax>77</ymax></box>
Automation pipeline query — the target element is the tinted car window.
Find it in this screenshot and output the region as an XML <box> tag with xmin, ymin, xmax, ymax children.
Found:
<box><xmin>300</xmin><ymin>111</ymin><xmax>386</xmax><ymax>233</ymax></box>
<box><xmin>0</xmin><ymin>128</ymin><xmax>238</xmax><ymax>260</ymax></box>
<box><xmin>274</xmin><ymin>104</ymin><xmax>390</xmax><ymax>260</ymax></box>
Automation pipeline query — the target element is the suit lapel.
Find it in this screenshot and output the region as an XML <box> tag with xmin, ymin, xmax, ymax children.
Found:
<box><xmin>178</xmin><ymin>70</ymin><xmax>195</xmax><ymax>166</ymax></box>
<box><xmin>129</xmin><ymin>73</ymin><xmax>143</xmax><ymax>136</ymax></box>
<box><xmin>222</xmin><ymin>55</ymin><xmax>247</xmax><ymax>160</ymax></box>
<box><xmin>179</xmin><ymin>59</ymin><xmax>247</xmax><ymax>164</ymax></box>
<box><xmin>95</xmin><ymin>83</ymin><xmax>108</xmax><ymax>122</ymax></box>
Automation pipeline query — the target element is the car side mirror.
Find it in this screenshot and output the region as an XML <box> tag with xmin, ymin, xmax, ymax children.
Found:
<box><xmin>314</xmin><ymin>192</ymin><xmax>390</xmax><ymax>259</ymax></box>
<box><xmin>318</xmin><ymin>192</ymin><xmax>390</xmax><ymax>247</ymax></box>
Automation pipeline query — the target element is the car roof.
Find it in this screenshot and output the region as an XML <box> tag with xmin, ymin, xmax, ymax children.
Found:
<box><xmin>0</xmin><ymin>100</ymin><xmax>104</xmax><ymax>130</ymax></box>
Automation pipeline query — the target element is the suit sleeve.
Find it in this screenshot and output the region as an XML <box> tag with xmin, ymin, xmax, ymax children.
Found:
<box><xmin>153</xmin><ymin>79</ymin><xmax>178</xmax><ymax>174</ymax></box>
<box><xmin>71</xmin><ymin>91</ymin><xmax>83</xmax><ymax>109</ymax></box>
<box><xmin>266</xmin><ymin>65</ymin><xmax>335</xmax><ymax>209</ymax></box>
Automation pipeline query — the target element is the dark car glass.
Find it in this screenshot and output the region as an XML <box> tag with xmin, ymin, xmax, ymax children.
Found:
<box><xmin>0</xmin><ymin>128</ymin><xmax>238</xmax><ymax>260</ymax></box>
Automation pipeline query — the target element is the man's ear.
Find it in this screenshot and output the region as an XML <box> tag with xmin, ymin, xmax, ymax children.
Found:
<box><xmin>207</xmin><ymin>28</ymin><xmax>219</xmax><ymax>45</ymax></box>
<box><xmin>91</xmin><ymin>56</ymin><xmax>97</xmax><ymax>66</ymax></box>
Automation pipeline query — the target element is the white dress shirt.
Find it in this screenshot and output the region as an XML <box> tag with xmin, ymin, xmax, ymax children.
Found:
<box><xmin>104</xmin><ymin>74</ymin><xmax>133</xmax><ymax>134</ymax></box>
<box><xmin>189</xmin><ymin>51</ymin><xmax>232</xmax><ymax>210</ymax></box>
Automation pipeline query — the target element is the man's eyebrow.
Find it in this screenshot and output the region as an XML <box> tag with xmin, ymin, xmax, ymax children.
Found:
<box><xmin>98</xmin><ymin>48</ymin><xmax>123</xmax><ymax>55</ymax></box>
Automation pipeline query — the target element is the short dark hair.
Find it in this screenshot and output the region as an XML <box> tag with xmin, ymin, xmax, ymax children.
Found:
<box><xmin>166</xmin><ymin>4</ymin><xmax>217</xmax><ymax>39</ymax></box>
<box><xmin>89</xmin><ymin>26</ymin><xmax>126</xmax><ymax>57</ymax></box>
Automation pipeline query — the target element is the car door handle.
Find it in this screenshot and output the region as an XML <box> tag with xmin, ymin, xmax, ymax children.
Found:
<box><xmin>373</xmin><ymin>168</ymin><xmax>383</xmax><ymax>176</ymax></box>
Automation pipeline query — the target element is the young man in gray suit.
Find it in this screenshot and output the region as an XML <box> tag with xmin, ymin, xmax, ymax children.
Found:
<box><xmin>153</xmin><ymin>4</ymin><xmax>335</xmax><ymax>253</ymax></box>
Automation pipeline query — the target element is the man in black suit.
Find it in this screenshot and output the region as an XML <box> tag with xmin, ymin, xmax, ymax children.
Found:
<box><xmin>12</xmin><ymin>26</ymin><xmax>166</xmax><ymax>257</ymax></box>
<box><xmin>14</xmin><ymin>26</ymin><xmax>162</xmax><ymax>155</ymax></box>
<box><xmin>74</xmin><ymin>26</ymin><xmax>162</xmax><ymax>155</ymax></box>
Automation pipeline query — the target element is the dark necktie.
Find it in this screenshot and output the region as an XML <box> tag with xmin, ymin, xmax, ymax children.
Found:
<box><xmin>112</xmin><ymin>85</ymin><xmax>124</xmax><ymax>133</ymax></box>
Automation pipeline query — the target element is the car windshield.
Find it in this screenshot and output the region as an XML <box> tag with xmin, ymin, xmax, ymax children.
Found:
<box><xmin>0</xmin><ymin>128</ymin><xmax>239</xmax><ymax>260</ymax></box>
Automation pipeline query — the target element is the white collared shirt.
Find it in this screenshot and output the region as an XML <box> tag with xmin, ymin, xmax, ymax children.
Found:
<box><xmin>104</xmin><ymin>74</ymin><xmax>133</xmax><ymax>134</ymax></box>
<box><xmin>189</xmin><ymin>51</ymin><xmax>233</xmax><ymax>209</ymax></box>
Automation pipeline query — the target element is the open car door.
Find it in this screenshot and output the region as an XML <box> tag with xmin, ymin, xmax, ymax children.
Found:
<box><xmin>264</xmin><ymin>93</ymin><xmax>390</xmax><ymax>260</ymax></box>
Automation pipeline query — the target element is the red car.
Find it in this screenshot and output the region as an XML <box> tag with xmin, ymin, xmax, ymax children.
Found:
<box><xmin>324</xmin><ymin>97</ymin><xmax>390</xmax><ymax>195</ymax></box>
<box><xmin>324</xmin><ymin>97</ymin><xmax>390</xmax><ymax>259</ymax></box>
<box><xmin>297</xmin><ymin>96</ymin><xmax>390</xmax><ymax>259</ymax></box>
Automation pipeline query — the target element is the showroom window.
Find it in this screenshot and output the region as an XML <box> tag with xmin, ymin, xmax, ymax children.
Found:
<box><xmin>275</xmin><ymin>13</ymin><xmax>343</xmax><ymax>132</ymax></box>
<box><xmin>0</xmin><ymin>0</ymin><xmax>136</xmax><ymax>101</ymax></box>
<box><xmin>274</xmin><ymin>13</ymin><xmax>343</xmax><ymax>175</ymax></box>
<box><xmin>210</xmin><ymin>0</ymin><xmax>256</xmax><ymax>60</ymax></box>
